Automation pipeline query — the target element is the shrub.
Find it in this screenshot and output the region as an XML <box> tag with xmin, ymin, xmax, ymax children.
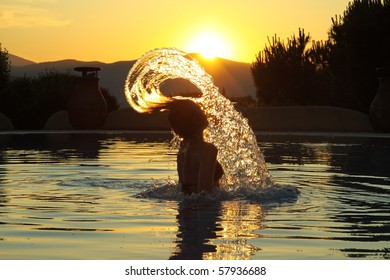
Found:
<box><xmin>0</xmin><ymin>70</ymin><xmax>119</xmax><ymax>129</ymax></box>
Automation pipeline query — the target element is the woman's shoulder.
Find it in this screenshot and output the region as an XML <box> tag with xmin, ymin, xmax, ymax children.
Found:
<box><xmin>184</xmin><ymin>139</ymin><xmax>217</xmax><ymax>155</ymax></box>
<box><xmin>200</xmin><ymin>141</ymin><xmax>217</xmax><ymax>154</ymax></box>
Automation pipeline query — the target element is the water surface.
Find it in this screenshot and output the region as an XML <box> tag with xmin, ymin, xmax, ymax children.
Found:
<box><xmin>0</xmin><ymin>131</ymin><xmax>389</xmax><ymax>259</ymax></box>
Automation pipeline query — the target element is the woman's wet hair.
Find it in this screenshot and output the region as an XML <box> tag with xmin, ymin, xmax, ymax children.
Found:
<box><xmin>168</xmin><ymin>99</ymin><xmax>208</xmax><ymax>138</ymax></box>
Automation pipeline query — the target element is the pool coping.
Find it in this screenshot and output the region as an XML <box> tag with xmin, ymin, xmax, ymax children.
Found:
<box><xmin>1</xmin><ymin>106</ymin><xmax>389</xmax><ymax>134</ymax></box>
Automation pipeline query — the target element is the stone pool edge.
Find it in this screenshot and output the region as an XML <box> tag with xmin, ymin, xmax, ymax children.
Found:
<box><xmin>0</xmin><ymin>106</ymin><xmax>378</xmax><ymax>133</ymax></box>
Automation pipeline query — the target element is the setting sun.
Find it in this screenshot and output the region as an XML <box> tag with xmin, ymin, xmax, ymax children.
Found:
<box><xmin>1</xmin><ymin>0</ymin><xmax>352</xmax><ymax>63</ymax></box>
<box><xmin>186</xmin><ymin>31</ymin><xmax>231</xmax><ymax>60</ymax></box>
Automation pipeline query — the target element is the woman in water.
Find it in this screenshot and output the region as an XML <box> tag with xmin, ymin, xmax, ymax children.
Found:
<box><xmin>167</xmin><ymin>99</ymin><xmax>223</xmax><ymax>195</ymax></box>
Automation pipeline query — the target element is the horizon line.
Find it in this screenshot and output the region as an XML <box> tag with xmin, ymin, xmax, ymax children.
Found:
<box><xmin>9</xmin><ymin>52</ymin><xmax>252</xmax><ymax>66</ymax></box>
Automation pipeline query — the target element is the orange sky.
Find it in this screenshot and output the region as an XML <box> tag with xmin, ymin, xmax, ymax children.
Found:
<box><xmin>1</xmin><ymin>0</ymin><xmax>351</xmax><ymax>63</ymax></box>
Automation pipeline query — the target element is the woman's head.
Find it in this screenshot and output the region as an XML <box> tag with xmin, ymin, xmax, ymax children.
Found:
<box><xmin>168</xmin><ymin>99</ymin><xmax>208</xmax><ymax>138</ymax></box>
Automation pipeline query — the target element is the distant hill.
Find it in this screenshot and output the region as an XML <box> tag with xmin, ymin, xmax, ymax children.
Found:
<box><xmin>9</xmin><ymin>54</ymin><xmax>36</xmax><ymax>67</ymax></box>
<box><xmin>10</xmin><ymin>53</ymin><xmax>256</xmax><ymax>107</ymax></box>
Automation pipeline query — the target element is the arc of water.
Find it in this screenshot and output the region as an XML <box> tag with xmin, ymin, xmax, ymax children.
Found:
<box><xmin>125</xmin><ymin>48</ymin><xmax>270</xmax><ymax>188</ymax></box>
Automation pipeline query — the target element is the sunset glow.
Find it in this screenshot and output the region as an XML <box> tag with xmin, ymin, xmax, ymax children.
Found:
<box><xmin>0</xmin><ymin>0</ymin><xmax>351</xmax><ymax>63</ymax></box>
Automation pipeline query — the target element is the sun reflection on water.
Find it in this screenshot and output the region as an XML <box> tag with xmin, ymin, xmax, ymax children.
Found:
<box><xmin>204</xmin><ymin>202</ymin><xmax>264</xmax><ymax>260</ymax></box>
<box><xmin>170</xmin><ymin>200</ymin><xmax>264</xmax><ymax>260</ymax></box>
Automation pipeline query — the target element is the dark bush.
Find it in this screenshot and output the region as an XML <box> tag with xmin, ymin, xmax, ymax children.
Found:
<box><xmin>0</xmin><ymin>71</ymin><xmax>77</xmax><ymax>129</ymax></box>
<box><xmin>0</xmin><ymin>70</ymin><xmax>119</xmax><ymax>129</ymax></box>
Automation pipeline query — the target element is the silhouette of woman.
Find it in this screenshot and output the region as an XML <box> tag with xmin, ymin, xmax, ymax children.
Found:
<box><xmin>167</xmin><ymin>99</ymin><xmax>223</xmax><ymax>194</ymax></box>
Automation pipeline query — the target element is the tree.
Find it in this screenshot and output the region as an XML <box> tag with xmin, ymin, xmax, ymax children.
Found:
<box><xmin>328</xmin><ymin>0</ymin><xmax>390</xmax><ymax>112</ymax></box>
<box><xmin>0</xmin><ymin>44</ymin><xmax>11</xmax><ymax>91</ymax></box>
<box><xmin>251</xmin><ymin>29</ymin><xmax>333</xmax><ymax>106</ymax></box>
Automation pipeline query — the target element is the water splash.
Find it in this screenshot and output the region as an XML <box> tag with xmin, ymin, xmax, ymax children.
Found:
<box><xmin>125</xmin><ymin>48</ymin><xmax>271</xmax><ymax>188</ymax></box>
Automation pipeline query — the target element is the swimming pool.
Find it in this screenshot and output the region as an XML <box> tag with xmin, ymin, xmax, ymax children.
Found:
<box><xmin>0</xmin><ymin>131</ymin><xmax>389</xmax><ymax>259</ymax></box>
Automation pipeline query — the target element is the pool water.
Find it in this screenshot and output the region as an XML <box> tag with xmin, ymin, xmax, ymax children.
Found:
<box><xmin>0</xmin><ymin>131</ymin><xmax>389</xmax><ymax>259</ymax></box>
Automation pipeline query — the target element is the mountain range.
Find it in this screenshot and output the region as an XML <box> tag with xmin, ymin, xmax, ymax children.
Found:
<box><xmin>9</xmin><ymin>53</ymin><xmax>256</xmax><ymax>107</ymax></box>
